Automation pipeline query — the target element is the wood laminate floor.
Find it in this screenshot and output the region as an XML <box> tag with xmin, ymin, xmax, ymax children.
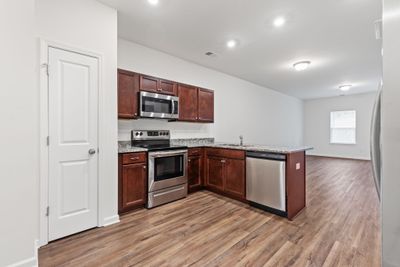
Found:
<box><xmin>39</xmin><ymin>156</ymin><xmax>381</xmax><ymax>267</ymax></box>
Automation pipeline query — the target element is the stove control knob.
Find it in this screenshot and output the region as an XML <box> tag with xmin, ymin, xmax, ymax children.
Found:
<box><xmin>135</xmin><ymin>132</ymin><xmax>140</xmax><ymax>136</ymax></box>
<box><xmin>139</xmin><ymin>132</ymin><xmax>143</xmax><ymax>136</ymax></box>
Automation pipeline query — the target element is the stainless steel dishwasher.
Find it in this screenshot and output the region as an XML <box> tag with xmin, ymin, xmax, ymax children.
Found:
<box><xmin>246</xmin><ymin>151</ymin><xmax>287</xmax><ymax>216</ymax></box>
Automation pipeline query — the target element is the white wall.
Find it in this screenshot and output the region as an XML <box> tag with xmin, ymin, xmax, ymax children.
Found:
<box><xmin>36</xmin><ymin>0</ymin><xmax>118</xmax><ymax>234</ymax></box>
<box><xmin>382</xmin><ymin>0</ymin><xmax>400</xmax><ymax>266</ymax></box>
<box><xmin>0</xmin><ymin>1</ymin><xmax>117</xmax><ymax>266</ymax></box>
<box><xmin>304</xmin><ymin>93</ymin><xmax>376</xmax><ymax>160</ymax></box>
<box><xmin>0</xmin><ymin>1</ymin><xmax>38</xmax><ymax>266</ymax></box>
<box><xmin>118</xmin><ymin>39</ymin><xmax>304</xmax><ymax>146</ymax></box>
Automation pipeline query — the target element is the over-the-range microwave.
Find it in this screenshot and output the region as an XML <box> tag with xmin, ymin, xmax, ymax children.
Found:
<box><xmin>139</xmin><ymin>91</ymin><xmax>179</xmax><ymax>119</ymax></box>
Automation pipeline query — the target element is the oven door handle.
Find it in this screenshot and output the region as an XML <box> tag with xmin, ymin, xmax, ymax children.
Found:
<box><xmin>149</xmin><ymin>150</ymin><xmax>188</xmax><ymax>158</ymax></box>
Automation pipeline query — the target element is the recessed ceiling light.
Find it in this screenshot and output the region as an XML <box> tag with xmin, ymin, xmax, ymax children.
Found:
<box><xmin>339</xmin><ymin>84</ymin><xmax>352</xmax><ymax>91</ymax></box>
<box><xmin>273</xmin><ymin>17</ymin><xmax>286</xmax><ymax>27</ymax></box>
<box><xmin>148</xmin><ymin>0</ymin><xmax>159</xmax><ymax>6</ymax></box>
<box><xmin>226</xmin><ymin>39</ymin><xmax>237</xmax><ymax>48</ymax></box>
<box><xmin>293</xmin><ymin>61</ymin><xmax>311</xmax><ymax>71</ymax></box>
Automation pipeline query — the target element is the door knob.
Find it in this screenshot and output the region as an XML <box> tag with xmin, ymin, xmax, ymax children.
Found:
<box><xmin>88</xmin><ymin>149</ymin><xmax>96</xmax><ymax>155</ymax></box>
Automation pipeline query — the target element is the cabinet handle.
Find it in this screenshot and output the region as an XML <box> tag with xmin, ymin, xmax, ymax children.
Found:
<box><xmin>188</xmin><ymin>159</ymin><xmax>191</xmax><ymax>162</ymax></box>
<box><xmin>221</xmin><ymin>159</ymin><xmax>226</xmax><ymax>163</ymax></box>
<box><xmin>143</xmin><ymin>166</ymin><xmax>147</xmax><ymax>169</ymax></box>
<box><xmin>130</xmin><ymin>157</ymin><xmax>139</xmax><ymax>160</ymax></box>
<box><xmin>134</xmin><ymin>113</ymin><xmax>137</xmax><ymax>116</ymax></box>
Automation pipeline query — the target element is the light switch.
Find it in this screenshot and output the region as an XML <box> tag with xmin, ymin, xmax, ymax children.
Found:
<box><xmin>296</xmin><ymin>163</ymin><xmax>301</xmax><ymax>170</ymax></box>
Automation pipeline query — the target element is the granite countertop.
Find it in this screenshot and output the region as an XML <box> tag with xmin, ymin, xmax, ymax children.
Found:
<box><xmin>119</xmin><ymin>138</ymin><xmax>312</xmax><ymax>154</ymax></box>
<box><xmin>118</xmin><ymin>141</ymin><xmax>148</xmax><ymax>153</ymax></box>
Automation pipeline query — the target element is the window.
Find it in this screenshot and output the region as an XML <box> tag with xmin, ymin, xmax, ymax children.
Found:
<box><xmin>330</xmin><ymin>110</ymin><xmax>356</xmax><ymax>144</ymax></box>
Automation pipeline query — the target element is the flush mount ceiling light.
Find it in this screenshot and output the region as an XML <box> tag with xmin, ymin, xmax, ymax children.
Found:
<box><xmin>148</xmin><ymin>0</ymin><xmax>159</xmax><ymax>6</ymax></box>
<box><xmin>293</xmin><ymin>61</ymin><xmax>311</xmax><ymax>71</ymax></box>
<box><xmin>339</xmin><ymin>84</ymin><xmax>352</xmax><ymax>91</ymax></box>
<box><xmin>273</xmin><ymin>17</ymin><xmax>286</xmax><ymax>27</ymax></box>
<box><xmin>226</xmin><ymin>39</ymin><xmax>237</xmax><ymax>49</ymax></box>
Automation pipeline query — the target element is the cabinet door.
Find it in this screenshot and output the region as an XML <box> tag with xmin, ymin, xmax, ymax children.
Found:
<box><xmin>178</xmin><ymin>84</ymin><xmax>198</xmax><ymax>121</ymax></box>
<box><xmin>188</xmin><ymin>155</ymin><xmax>202</xmax><ymax>192</ymax></box>
<box><xmin>139</xmin><ymin>75</ymin><xmax>159</xmax><ymax>93</ymax></box>
<box><xmin>206</xmin><ymin>157</ymin><xmax>225</xmax><ymax>191</ymax></box>
<box><xmin>121</xmin><ymin>163</ymin><xmax>147</xmax><ymax>211</ymax></box>
<box><xmin>159</xmin><ymin>79</ymin><xmax>177</xmax><ymax>95</ymax></box>
<box><xmin>118</xmin><ymin>70</ymin><xmax>139</xmax><ymax>119</ymax></box>
<box><xmin>198</xmin><ymin>88</ymin><xmax>214</xmax><ymax>122</ymax></box>
<box><xmin>225</xmin><ymin>159</ymin><xmax>245</xmax><ymax>198</ymax></box>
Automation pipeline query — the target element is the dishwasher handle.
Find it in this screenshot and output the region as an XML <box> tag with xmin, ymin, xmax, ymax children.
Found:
<box><xmin>246</xmin><ymin>151</ymin><xmax>286</xmax><ymax>161</ymax></box>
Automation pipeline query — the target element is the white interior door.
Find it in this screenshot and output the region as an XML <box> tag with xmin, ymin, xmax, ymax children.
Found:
<box><xmin>48</xmin><ymin>47</ymin><xmax>99</xmax><ymax>241</ymax></box>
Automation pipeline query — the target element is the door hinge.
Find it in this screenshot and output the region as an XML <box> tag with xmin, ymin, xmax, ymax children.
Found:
<box><xmin>41</xmin><ymin>63</ymin><xmax>49</xmax><ymax>76</ymax></box>
<box><xmin>46</xmin><ymin>206</ymin><xmax>50</xmax><ymax>217</ymax></box>
<box><xmin>46</xmin><ymin>136</ymin><xmax>50</xmax><ymax>146</ymax></box>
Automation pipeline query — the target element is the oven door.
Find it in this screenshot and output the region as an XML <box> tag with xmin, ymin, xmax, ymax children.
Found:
<box><xmin>148</xmin><ymin>150</ymin><xmax>188</xmax><ymax>192</ymax></box>
<box><xmin>140</xmin><ymin>91</ymin><xmax>179</xmax><ymax>119</ymax></box>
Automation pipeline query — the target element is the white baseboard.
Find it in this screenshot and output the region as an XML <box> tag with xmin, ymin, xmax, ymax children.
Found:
<box><xmin>7</xmin><ymin>239</ymin><xmax>39</xmax><ymax>267</ymax></box>
<box><xmin>102</xmin><ymin>215</ymin><xmax>120</xmax><ymax>227</ymax></box>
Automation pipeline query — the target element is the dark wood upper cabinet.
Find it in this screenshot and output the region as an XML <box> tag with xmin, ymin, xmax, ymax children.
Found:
<box><xmin>178</xmin><ymin>85</ymin><xmax>214</xmax><ymax>123</ymax></box>
<box><xmin>206</xmin><ymin>157</ymin><xmax>225</xmax><ymax>191</ymax></box>
<box><xmin>198</xmin><ymin>88</ymin><xmax>214</xmax><ymax>122</ymax></box>
<box><xmin>159</xmin><ymin>79</ymin><xmax>177</xmax><ymax>95</ymax></box>
<box><xmin>118</xmin><ymin>69</ymin><xmax>139</xmax><ymax>119</ymax></box>
<box><xmin>139</xmin><ymin>75</ymin><xmax>159</xmax><ymax>92</ymax></box>
<box><xmin>139</xmin><ymin>75</ymin><xmax>177</xmax><ymax>96</ymax></box>
<box><xmin>178</xmin><ymin>84</ymin><xmax>198</xmax><ymax>121</ymax></box>
<box><xmin>224</xmin><ymin>159</ymin><xmax>245</xmax><ymax>198</ymax></box>
<box><xmin>117</xmin><ymin>69</ymin><xmax>213</xmax><ymax>122</ymax></box>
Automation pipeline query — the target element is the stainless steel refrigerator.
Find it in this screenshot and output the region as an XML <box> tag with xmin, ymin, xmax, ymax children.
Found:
<box><xmin>382</xmin><ymin>1</ymin><xmax>400</xmax><ymax>265</ymax></box>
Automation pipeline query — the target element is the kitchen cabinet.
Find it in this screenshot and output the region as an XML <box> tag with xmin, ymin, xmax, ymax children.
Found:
<box><xmin>187</xmin><ymin>148</ymin><xmax>204</xmax><ymax>193</ymax></box>
<box><xmin>205</xmin><ymin>148</ymin><xmax>245</xmax><ymax>200</ymax></box>
<box><xmin>198</xmin><ymin>88</ymin><xmax>214</xmax><ymax>122</ymax></box>
<box><xmin>206</xmin><ymin>157</ymin><xmax>225</xmax><ymax>191</ymax></box>
<box><xmin>178</xmin><ymin>84</ymin><xmax>198</xmax><ymax>121</ymax></box>
<box><xmin>178</xmin><ymin>85</ymin><xmax>214</xmax><ymax>123</ymax></box>
<box><xmin>118</xmin><ymin>69</ymin><xmax>139</xmax><ymax>119</ymax></box>
<box><xmin>224</xmin><ymin>159</ymin><xmax>245</xmax><ymax>198</ymax></box>
<box><xmin>118</xmin><ymin>152</ymin><xmax>147</xmax><ymax>213</ymax></box>
<box><xmin>117</xmin><ymin>69</ymin><xmax>213</xmax><ymax>122</ymax></box>
<box><xmin>139</xmin><ymin>75</ymin><xmax>177</xmax><ymax>95</ymax></box>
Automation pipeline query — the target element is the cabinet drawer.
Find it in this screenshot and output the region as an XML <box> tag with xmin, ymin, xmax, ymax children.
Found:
<box><xmin>188</xmin><ymin>148</ymin><xmax>202</xmax><ymax>156</ymax></box>
<box><xmin>122</xmin><ymin>152</ymin><xmax>147</xmax><ymax>165</ymax></box>
<box><xmin>206</xmin><ymin>148</ymin><xmax>245</xmax><ymax>159</ymax></box>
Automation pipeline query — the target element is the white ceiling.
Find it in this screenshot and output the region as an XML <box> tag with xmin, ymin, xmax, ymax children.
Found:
<box><xmin>99</xmin><ymin>0</ymin><xmax>382</xmax><ymax>99</ymax></box>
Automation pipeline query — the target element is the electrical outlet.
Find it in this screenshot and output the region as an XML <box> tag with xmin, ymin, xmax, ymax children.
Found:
<box><xmin>296</xmin><ymin>163</ymin><xmax>301</xmax><ymax>170</ymax></box>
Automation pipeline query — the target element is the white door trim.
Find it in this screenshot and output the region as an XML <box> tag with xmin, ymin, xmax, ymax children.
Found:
<box><xmin>39</xmin><ymin>40</ymin><xmax>106</xmax><ymax>246</ymax></box>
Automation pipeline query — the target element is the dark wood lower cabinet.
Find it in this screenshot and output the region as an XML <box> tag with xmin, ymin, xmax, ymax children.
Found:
<box><xmin>224</xmin><ymin>159</ymin><xmax>245</xmax><ymax>198</ymax></box>
<box><xmin>188</xmin><ymin>155</ymin><xmax>203</xmax><ymax>192</ymax></box>
<box><xmin>118</xmin><ymin>148</ymin><xmax>306</xmax><ymax>220</ymax></box>
<box><xmin>118</xmin><ymin>153</ymin><xmax>147</xmax><ymax>214</ymax></box>
<box><xmin>205</xmin><ymin>149</ymin><xmax>246</xmax><ymax>201</ymax></box>
<box><xmin>206</xmin><ymin>157</ymin><xmax>225</xmax><ymax>191</ymax></box>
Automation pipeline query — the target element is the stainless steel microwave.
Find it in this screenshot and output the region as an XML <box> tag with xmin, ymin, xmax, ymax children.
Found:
<box><xmin>139</xmin><ymin>91</ymin><xmax>179</xmax><ymax>119</ymax></box>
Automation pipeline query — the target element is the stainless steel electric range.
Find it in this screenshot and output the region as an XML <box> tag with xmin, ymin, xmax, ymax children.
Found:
<box><xmin>131</xmin><ymin>130</ymin><xmax>188</xmax><ymax>208</ymax></box>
